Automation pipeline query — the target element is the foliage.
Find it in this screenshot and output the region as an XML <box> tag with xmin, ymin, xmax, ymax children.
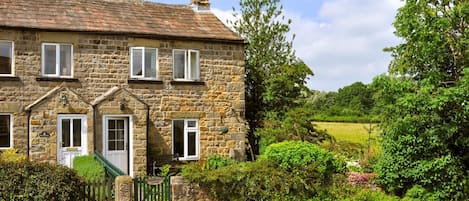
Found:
<box><xmin>0</xmin><ymin>161</ymin><xmax>85</xmax><ymax>201</ymax></box>
<box><xmin>231</xmin><ymin>0</ymin><xmax>313</xmax><ymax>155</ymax></box>
<box><xmin>0</xmin><ymin>148</ymin><xmax>26</xmax><ymax>163</ymax></box>
<box><xmin>401</xmin><ymin>185</ymin><xmax>439</xmax><ymax>201</ymax></box>
<box><xmin>387</xmin><ymin>0</ymin><xmax>468</xmax><ymax>83</ymax></box>
<box><xmin>73</xmin><ymin>155</ymin><xmax>105</xmax><ymax>182</ymax></box>
<box><xmin>377</xmin><ymin>0</ymin><xmax>469</xmax><ymax>199</ymax></box>
<box><xmin>263</xmin><ymin>141</ymin><xmax>336</xmax><ymax>175</ymax></box>
<box><xmin>307</xmin><ymin>81</ymin><xmax>381</xmax><ymax>123</ymax></box>
<box><xmin>158</xmin><ymin>164</ymin><xmax>171</xmax><ymax>177</ymax></box>
<box><xmin>183</xmin><ymin>142</ymin><xmax>348</xmax><ymax>200</ymax></box>
<box><xmin>204</xmin><ymin>154</ymin><xmax>235</xmax><ymax>170</ymax></box>
<box><xmin>184</xmin><ymin>159</ymin><xmax>336</xmax><ymax>201</ymax></box>
<box><xmin>256</xmin><ymin>105</ymin><xmax>332</xmax><ymax>153</ymax></box>
<box><xmin>344</xmin><ymin>189</ymin><xmax>400</xmax><ymax>201</ymax></box>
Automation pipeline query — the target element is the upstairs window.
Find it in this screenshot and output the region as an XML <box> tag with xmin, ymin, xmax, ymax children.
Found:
<box><xmin>173</xmin><ymin>49</ymin><xmax>199</xmax><ymax>81</ymax></box>
<box><xmin>173</xmin><ymin>119</ymin><xmax>199</xmax><ymax>160</ymax></box>
<box><xmin>130</xmin><ymin>47</ymin><xmax>158</xmax><ymax>79</ymax></box>
<box><xmin>0</xmin><ymin>41</ymin><xmax>13</xmax><ymax>76</ymax></box>
<box><xmin>41</xmin><ymin>43</ymin><xmax>73</xmax><ymax>77</ymax></box>
<box><xmin>0</xmin><ymin>114</ymin><xmax>12</xmax><ymax>149</ymax></box>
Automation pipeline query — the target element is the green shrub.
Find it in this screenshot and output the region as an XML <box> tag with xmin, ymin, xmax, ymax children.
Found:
<box><xmin>183</xmin><ymin>160</ymin><xmax>329</xmax><ymax>201</ymax></box>
<box><xmin>345</xmin><ymin>189</ymin><xmax>400</xmax><ymax>201</ymax></box>
<box><xmin>263</xmin><ymin>141</ymin><xmax>336</xmax><ymax>179</ymax></box>
<box><xmin>205</xmin><ymin>154</ymin><xmax>236</xmax><ymax>170</ymax></box>
<box><xmin>183</xmin><ymin>141</ymin><xmax>345</xmax><ymax>201</ymax></box>
<box><xmin>0</xmin><ymin>148</ymin><xmax>26</xmax><ymax>163</ymax></box>
<box><xmin>401</xmin><ymin>185</ymin><xmax>439</xmax><ymax>201</ymax></box>
<box><xmin>73</xmin><ymin>155</ymin><xmax>105</xmax><ymax>181</ymax></box>
<box><xmin>0</xmin><ymin>161</ymin><xmax>85</xmax><ymax>201</ymax></box>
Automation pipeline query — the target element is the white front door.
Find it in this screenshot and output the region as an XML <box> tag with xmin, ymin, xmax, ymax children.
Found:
<box><xmin>104</xmin><ymin>117</ymin><xmax>129</xmax><ymax>174</ymax></box>
<box><xmin>57</xmin><ymin>115</ymin><xmax>87</xmax><ymax>168</ymax></box>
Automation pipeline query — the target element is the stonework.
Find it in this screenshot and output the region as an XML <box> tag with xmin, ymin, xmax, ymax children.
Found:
<box><xmin>171</xmin><ymin>176</ymin><xmax>215</xmax><ymax>201</ymax></box>
<box><xmin>0</xmin><ymin>28</ymin><xmax>246</xmax><ymax>174</ymax></box>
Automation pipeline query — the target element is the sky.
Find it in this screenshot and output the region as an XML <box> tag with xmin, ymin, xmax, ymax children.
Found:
<box><xmin>153</xmin><ymin>0</ymin><xmax>404</xmax><ymax>92</ymax></box>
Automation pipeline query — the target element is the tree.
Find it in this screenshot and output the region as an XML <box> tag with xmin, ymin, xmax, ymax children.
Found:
<box><xmin>231</xmin><ymin>0</ymin><xmax>313</xmax><ymax>155</ymax></box>
<box><xmin>336</xmin><ymin>82</ymin><xmax>374</xmax><ymax>114</ymax></box>
<box><xmin>377</xmin><ymin>0</ymin><xmax>469</xmax><ymax>199</ymax></box>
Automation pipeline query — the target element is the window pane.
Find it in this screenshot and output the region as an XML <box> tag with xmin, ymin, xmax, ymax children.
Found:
<box><xmin>188</xmin><ymin>131</ymin><xmax>196</xmax><ymax>156</ymax></box>
<box><xmin>109</xmin><ymin>140</ymin><xmax>116</xmax><ymax>151</ymax></box>
<box><xmin>173</xmin><ymin>120</ymin><xmax>184</xmax><ymax>156</ymax></box>
<box><xmin>173</xmin><ymin>50</ymin><xmax>185</xmax><ymax>79</ymax></box>
<box><xmin>61</xmin><ymin>119</ymin><xmax>70</xmax><ymax>147</ymax></box>
<box><xmin>0</xmin><ymin>42</ymin><xmax>12</xmax><ymax>75</ymax></box>
<box><xmin>116</xmin><ymin>140</ymin><xmax>124</xmax><ymax>150</ymax></box>
<box><xmin>132</xmin><ymin>48</ymin><xmax>142</xmax><ymax>76</ymax></box>
<box><xmin>108</xmin><ymin>130</ymin><xmax>116</xmax><ymax>141</ymax></box>
<box><xmin>117</xmin><ymin>130</ymin><xmax>124</xmax><ymax>141</ymax></box>
<box><xmin>190</xmin><ymin>51</ymin><xmax>198</xmax><ymax>79</ymax></box>
<box><xmin>0</xmin><ymin>115</ymin><xmax>10</xmax><ymax>147</ymax></box>
<box><xmin>109</xmin><ymin>120</ymin><xmax>115</xmax><ymax>129</ymax></box>
<box><xmin>59</xmin><ymin>45</ymin><xmax>72</xmax><ymax>76</ymax></box>
<box><xmin>144</xmin><ymin>48</ymin><xmax>157</xmax><ymax>79</ymax></box>
<box><xmin>187</xmin><ymin>121</ymin><xmax>196</xmax><ymax>128</ymax></box>
<box><xmin>72</xmin><ymin>119</ymin><xmax>81</xmax><ymax>147</ymax></box>
<box><xmin>117</xmin><ymin>120</ymin><xmax>124</xmax><ymax>130</ymax></box>
<box><xmin>44</xmin><ymin>45</ymin><xmax>57</xmax><ymax>75</ymax></box>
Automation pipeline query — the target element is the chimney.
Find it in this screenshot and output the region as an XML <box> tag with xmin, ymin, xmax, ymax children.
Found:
<box><xmin>191</xmin><ymin>0</ymin><xmax>210</xmax><ymax>11</ymax></box>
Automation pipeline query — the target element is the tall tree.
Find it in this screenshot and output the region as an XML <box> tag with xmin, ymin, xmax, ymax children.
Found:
<box><xmin>231</xmin><ymin>0</ymin><xmax>313</xmax><ymax>155</ymax></box>
<box><xmin>377</xmin><ymin>0</ymin><xmax>469</xmax><ymax>199</ymax></box>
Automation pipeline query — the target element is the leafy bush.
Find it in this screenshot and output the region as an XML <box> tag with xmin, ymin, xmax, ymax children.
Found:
<box><xmin>345</xmin><ymin>189</ymin><xmax>399</xmax><ymax>201</ymax></box>
<box><xmin>73</xmin><ymin>155</ymin><xmax>105</xmax><ymax>181</ymax></box>
<box><xmin>183</xmin><ymin>141</ymin><xmax>346</xmax><ymax>200</ymax></box>
<box><xmin>0</xmin><ymin>148</ymin><xmax>26</xmax><ymax>163</ymax></box>
<box><xmin>0</xmin><ymin>161</ymin><xmax>85</xmax><ymax>201</ymax></box>
<box><xmin>263</xmin><ymin>141</ymin><xmax>337</xmax><ymax>178</ymax></box>
<box><xmin>401</xmin><ymin>185</ymin><xmax>439</xmax><ymax>201</ymax></box>
<box><xmin>205</xmin><ymin>154</ymin><xmax>235</xmax><ymax>170</ymax></box>
<box><xmin>183</xmin><ymin>160</ymin><xmax>331</xmax><ymax>201</ymax></box>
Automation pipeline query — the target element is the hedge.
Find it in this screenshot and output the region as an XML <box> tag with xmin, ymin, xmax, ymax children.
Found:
<box><xmin>0</xmin><ymin>161</ymin><xmax>85</xmax><ymax>201</ymax></box>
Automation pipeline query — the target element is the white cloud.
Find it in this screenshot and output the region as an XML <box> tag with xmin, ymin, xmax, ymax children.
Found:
<box><xmin>213</xmin><ymin>0</ymin><xmax>403</xmax><ymax>91</ymax></box>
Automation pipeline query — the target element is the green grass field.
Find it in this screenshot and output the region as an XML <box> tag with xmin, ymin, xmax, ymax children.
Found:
<box><xmin>314</xmin><ymin>122</ymin><xmax>379</xmax><ymax>145</ymax></box>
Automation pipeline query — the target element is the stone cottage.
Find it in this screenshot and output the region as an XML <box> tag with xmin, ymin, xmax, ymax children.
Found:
<box><xmin>0</xmin><ymin>0</ymin><xmax>246</xmax><ymax>176</ymax></box>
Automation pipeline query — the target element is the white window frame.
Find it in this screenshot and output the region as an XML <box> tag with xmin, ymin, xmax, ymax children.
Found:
<box><xmin>0</xmin><ymin>113</ymin><xmax>13</xmax><ymax>150</ymax></box>
<box><xmin>172</xmin><ymin>119</ymin><xmax>200</xmax><ymax>160</ymax></box>
<box><xmin>172</xmin><ymin>49</ymin><xmax>200</xmax><ymax>81</ymax></box>
<box><xmin>129</xmin><ymin>47</ymin><xmax>159</xmax><ymax>80</ymax></box>
<box><xmin>0</xmin><ymin>40</ymin><xmax>14</xmax><ymax>77</ymax></box>
<box><xmin>41</xmin><ymin>43</ymin><xmax>73</xmax><ymax>78</ymax></box>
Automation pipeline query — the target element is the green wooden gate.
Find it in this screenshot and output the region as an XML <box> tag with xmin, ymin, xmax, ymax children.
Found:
<box><xmin>134</xmin><ymin>176</ymin><xmax>171</xmax><ymax>201</ymax></box>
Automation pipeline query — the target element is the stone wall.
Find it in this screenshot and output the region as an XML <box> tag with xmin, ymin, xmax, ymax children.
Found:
<box><xmin>0</xmin><ymin>29</ymin><xmax>246</xmax><ymax>171</ymax></box>
<box><xmin>171</xmin><ymin>176</ymin><xmax>214</xmax><ymax>201</ymax></box>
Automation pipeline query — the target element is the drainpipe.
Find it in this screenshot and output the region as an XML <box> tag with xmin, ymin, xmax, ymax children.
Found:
<box><xmin>93</xmin><ymin>105</ymin><xmax>97</xmax><ymax>153</ymax></box>
<box><xmin>146</xmin><ymin>106</ymin><xmax>150</xmax><ymax>175</ymax></box>
<box><xmin>26</xmin><ymin>110</ymin><xmax>31</xmax><ymax>160</ymax></box>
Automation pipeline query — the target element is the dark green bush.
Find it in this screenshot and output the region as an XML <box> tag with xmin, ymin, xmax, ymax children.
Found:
<box><xmin>73</xmin><ymin>154</ymin><xmax>105</xmax><ymax>181</ymax></box>
<box><xmin>0</xmin><ymin>161</ymin><xmax>85</xmax><ymax>201</ymax></box>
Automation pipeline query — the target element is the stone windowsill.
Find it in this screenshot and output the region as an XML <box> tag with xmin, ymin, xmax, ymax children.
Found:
<box><xmin>0</xmin><ymin>76</ymin><xmax>20</xmax><ymax>81</ymax></box>
<box><xmin>36</xmin><ymin>77</ymin><xmax>79</xmax><ymax>82</ymax></box>
<box><xmin>170</xmin><ymin>80</ymin><xmax>205</xmax><ymax>85</ymax></box>
<box><xmin>128</xmin><ymin>79</ymin><xmax>163</xmax><ymax>84</ymax></box>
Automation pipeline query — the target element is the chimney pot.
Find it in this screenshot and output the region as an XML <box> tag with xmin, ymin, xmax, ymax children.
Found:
<box><xmin>191</xmin><ymin>0</ymin><xmax>210</xmax><ymax>11</ymax></box>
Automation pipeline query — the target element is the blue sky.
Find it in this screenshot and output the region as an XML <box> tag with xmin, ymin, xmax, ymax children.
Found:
<box><xmin>152</xmin><ymin>0</ymin><xmax>403</xmax><ymax>91</ymax></box>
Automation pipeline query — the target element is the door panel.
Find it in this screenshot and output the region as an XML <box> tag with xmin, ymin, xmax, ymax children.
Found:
<box><xmin>104</xmin><ymin>117</ymin><xmax>128</xmax><ymax>174</ymax></box>
<box><xmin>57</xmin><ymin>115</ymin><xmax>87</xmax><ymax>168</ymax></box>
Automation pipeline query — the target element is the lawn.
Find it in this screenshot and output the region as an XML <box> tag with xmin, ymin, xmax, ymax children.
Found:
<box><xmin>314</xmin><ymin>122</ymin><xmax>379</xmax><ymax>145</ymax></box>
